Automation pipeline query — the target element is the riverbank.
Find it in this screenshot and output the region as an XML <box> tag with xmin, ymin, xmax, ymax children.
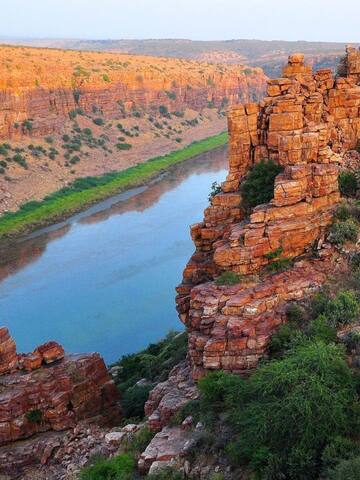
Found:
<box><xmin>0</xmin><ymin>132</ymin><xmax>228</xmax><ymax>240</ymax></box>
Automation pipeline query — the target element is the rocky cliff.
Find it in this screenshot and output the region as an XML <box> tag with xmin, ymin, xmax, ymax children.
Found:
<box><xmin>0</xmin><ymin>327</ymin><xmax>120</xmax><ymax>450</ymax></box>
<box><xmin>175</xmin><ymin>46</ymin><xmax>360</xmax><ymax>379</ymax></box>
<box><xmin>0</xmin><ymin>45</ymin><xmax>266</xmax><ymax>140</ymax></box>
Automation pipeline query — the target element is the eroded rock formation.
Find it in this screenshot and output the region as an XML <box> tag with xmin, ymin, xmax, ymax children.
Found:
<box><xmin>0</xmin><ymin>328</ymin><xmax>120</xmax><ymax>447</ymax></box>
<box><xmin>0</xmin><ymin>45</ymin><xmax>267</xmax><ymax>140</ymax></box>
<box><xmin>176</xmin><ymin>47</ymin><xmax>360</xmax><ymax>379</ymax></box>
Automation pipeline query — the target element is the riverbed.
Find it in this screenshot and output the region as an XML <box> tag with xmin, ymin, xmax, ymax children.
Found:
<box><xmin>0</xmin><ymin>146</ymin><xmax>228</xmax><ymax>363</ymax></box>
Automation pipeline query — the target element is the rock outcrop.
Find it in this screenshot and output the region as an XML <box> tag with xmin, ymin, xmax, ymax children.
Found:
<box><xmin>145</xmin><ymin>360</ymin><xmax>199</xmax><ymax>432</ymax></box>
<box><xmin>176</xmin><ymin>47</ymin><xmax>360</xmax><ymax>379</ymax></box>
<box><xmin>0</xmin><ymin>328</ymin><xmax>120</xmax><ymax>447</ymax></box>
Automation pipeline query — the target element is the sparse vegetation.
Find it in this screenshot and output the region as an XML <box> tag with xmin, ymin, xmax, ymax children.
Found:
<box><xmin>241</xmin><ymin>159</ymin><xmax>283</xmax><ymax>212</ymax></box>
<box><xmin>26</xmin><ymin>409</ymin><xmax>43</xmax><ymax>424</ymax></box>
<box><xmin>339</xmin><ymin>171</ymin><xmax>358</xmax><ymax>197</ymax></box>
<box><xmin>215</xmin><ymin>271</ymin><xmax>242</xmax><ymax>286</ymax></box>
<box><xmin>208</xmin><ymin>181</ymin><xmax>222</xmax><ymax>203</ymax></box>
<box><xmin>0</xmin><ymin>132</ymin><xmax>228</xmax><ymax>238</ymax></box>
<box><xmin>112</xmin><ymin>331</ymin><xmax>187</xmax><ymax>419</ymax></box>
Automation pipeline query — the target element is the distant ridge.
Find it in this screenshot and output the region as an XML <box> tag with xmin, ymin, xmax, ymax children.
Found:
<box><xmin>0</xmin><ymin>37</ymin><xmax>351</xmax><ymax>76</ymax></box>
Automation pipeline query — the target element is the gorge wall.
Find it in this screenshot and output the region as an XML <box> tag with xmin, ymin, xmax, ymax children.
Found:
<box><xmin>176</xmin><ymin>46</ymin><xmax>360</xmax><ymax>379</ymax></box>
<box><xmin>0</xmin><ymin>45</ymin><xmax>267</xmax><ymax>140</ymax></box>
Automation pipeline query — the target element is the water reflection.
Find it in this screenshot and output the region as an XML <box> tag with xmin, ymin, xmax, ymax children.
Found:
<box><xmin>0</xmin><ymin>146</ymin><xmax>228</xmax><ymax>362</ymax></box>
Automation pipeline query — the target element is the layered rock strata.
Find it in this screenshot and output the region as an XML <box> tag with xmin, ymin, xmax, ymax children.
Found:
<box><xmin>0</xmin><ymin>45</ymin><xmax>267</xmax><ymax>139</ymax></box>
<box><xmin>0</xmin><ymin>328</ymin><xmax>120</xmax><ymax>446</ymax></box>
<box><xmin>176</xmin><ymin>48</ymin><xmax>360</xmax><ymax>379</ymax></box>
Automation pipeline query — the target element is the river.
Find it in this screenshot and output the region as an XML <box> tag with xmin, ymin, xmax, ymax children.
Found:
<box><xmin>0</xmin><ymin>146</ymin><xmax>228</xmax><ymax>363</ymax></box>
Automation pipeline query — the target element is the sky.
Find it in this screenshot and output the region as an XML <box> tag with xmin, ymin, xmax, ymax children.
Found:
<box><xmin>1</xmin><ymin>0</ymin><xmax>359</xmax><ymax>43</ymax></box>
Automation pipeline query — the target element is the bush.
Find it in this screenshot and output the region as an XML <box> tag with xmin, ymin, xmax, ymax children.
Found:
<box><xmin>241</xmin><ymin>159</ymin><xmax>283</xmax><ymax>212</ymax></box>
<box><xmin>321</xmin><ymin>436</ymin><xmax>360</xmax><ymax>476</ymax></box>
<box><xmin>121</xmin><ymin>384</ymin><xmax>152</xmax><ymax>418</ymax></box>
<box><xmin>313</xmin><ymin>290</ymin><xmax>359</xmax><ymax>327</ymax></box>
<box><xmin>214</xmin><ymin>271</ymin><xmax>242</xmax><ymax>286</ymax></box>
<box><xmin>339</xmin><ymin>171</ymin><xmax>358</xmax><ymax>197</ymax></box>
<box><xmin>26</xmin><ymin>409</ymin><xmax>43</xmax><ymax>424</ymax></box>
<box><xmin>93</xmin><ymin>118</ymin><xmax>105</xmax><ymax>126</ymax></box>
<box><xmin>265</xmin><ymin>257</ymin><xmax>292</xmax><ymax>273</ymax></box>
<box><xmin>269</xmin><ymin>323</ymin><xmax>305</xmax><ymax>357</ymax></box>
<box><xmin>286</xmin><ymin>303</ymin><xmax>307</xmax><ymax>324</ymax></box>
<box><xmin>222</xmin><ymin>341</ymin><xmax>356</xmax><ymax>479</ymax></box>
<box><xmin>147</xmin><ymin>468</ymin><xmax>183</xmax><ymax>480</ymax></box>
<box><xmin>116</xmin><ymin>143</ymin><xmax>132</xmax><ymax>151</ymax></box>
<box><xmin>159</xmin><ymin>105</ymin><xmax>168</xmax><ymax>115</ymax></box>
<box><xmin>79</xmin><ymin>454</ymin><xmax>135</xmax><ymax>480</ymax></box>
<box><xmin>208</xmin><ymin>181</ymin><xmax>222</xmax><ymax>203</ymax></box>
<box><xmin>307</xmin><ymin>315</ymin><xmax>337</xmax><ymax>343</ymax></box>
<box><xmin>330</xmin><ymin>219</ymin><xmax>358</xmax><ymax>245</ymax></box>
<box><xmin>128</xmin><ymin>427</ymin><xmax>155</xmax><ymax>454</ymax></box>
<box><xmin>112</xmin><ymin>332</ymin><xmax>188</xmax><ymax>418</ymax></box>
<box><xmin>330</xmin><ymin>457</ymin><xmax>360</xmax><ymax>480</ymax></box>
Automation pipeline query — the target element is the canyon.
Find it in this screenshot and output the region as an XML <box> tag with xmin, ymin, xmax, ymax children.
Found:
<box><xmin>1</xmin><ymin>45</ymin><xmax>360</xmax><ymax>478</ymax></box>
<box><xmin>0</xmin><ymin>45</ymin><xmax>266</xmax><ymax>213</ymax></box>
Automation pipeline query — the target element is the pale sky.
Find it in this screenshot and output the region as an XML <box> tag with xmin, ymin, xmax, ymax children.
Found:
<box><xmin>1</xmin><ymin>0</ymin><xmax>359</xmax><ymax>43</ymax></box>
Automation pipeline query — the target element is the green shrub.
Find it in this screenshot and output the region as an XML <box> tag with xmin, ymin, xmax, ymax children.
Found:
<box><xmin>93</xmin><ymin>118</ymin><xmax>104</xmax><ymax>126</ymax></box>
<box><xmin>307</xmin><ymin>315</ymin><xmax>337</xmax><ymax>343</ymax></box>
<box><xmin>128</xmin><ymin>427</ymin><xmax>155</xmax><ymax>454</ymax></box>
<box><xmin>269</xmin><ymin>323</ymin><xmax>305</xmax><ymax>357</ymax></box>
<box><xmin>102</xmin><ymin>74</ymin><xmax>110</xmax><ymax>82</ymax></box>
<box><xmin>335</xmin><ymin>203</ymin><xmax>353</xmax><ymax>221</ymax></box>
<box><xmin>165</xmin><ymin>91</ymin><xmax>176</xmax><ymax>100</ymax></box>
<box><xmin>264</xmin><ymin>247</ymin><xmax>283</xmax><ymax>260</ymax></box>
<box><xmin>70</xmin><ymin>155</ymin><xmax>80</xmax><ymax>165</ymax></box>
<box><xmin>321</xmin><ymin>436</ymin><xmax>360</xmax><ymax>476</ymax></box>
<box><xmin>26</xmin><ymin>409</ymin><xmax>43</xmax><ymax>424</ymax></box>
<box><xmin>222</xmin><ymin>341</ymin><xmax>356</xmax><ymax>479</ymax></box>
<box><xmin>79</xmin><ymin>453</ymin><xmax>135</xmax><ymax>480</ymax></box>
<box><xmin>121</xmin><ymin>385</ymin><xmax>152</xmax><ymax>418</ymax></box>
<box><xmin>215</xmin><ymin>271</ymin><xmax>242</xmax><ymax>286</ymax></box>
<box><xmin>286</xmin><ymin>303</ymin><xmax>307</xmax><ymax>324</ymax></box>
<box><xmin>170</xmin><ymin>399</ymin><xmax>201</xmax><ymax>426</ymax></box>
<box><xmin>13</xmin><ymin>153</ymin><xmax>28</xmax><ymax>169</ymax></box>
<box><xmin>147</xmin><ymin>468</ymin><xmax>183</xmax><ymax>480</ymax></box>
<box><xmin>339</xmin><ymin>171</ymin><xmax>358</xmax><ymax>198</ymax></box>
<box><xmin>208</xmin><ymin>181</ymin><xmax>222</xmax><ymax>203</ymax></box>
<box><xmin>265</xmin><ymin>257</ymin><xmax>292</xmax><ymax>273</ymax></box>
<box><xmin>313</xmin><ymin>290</ymin><xmax>360</xmax><ymax>327</ymax></box>
<box><xmin>116</xmin><ymin>143</ymin><xmax>132</xmax><ymax>151</ymax></box>
<box><xmin>22</xmin><ymin>119</ymin><xmax>33</xmax><ymax>131</ymax></box>
<box><xmin>113</xmin><ymin>332</ymin><xmax>188</xmax><ymax>418</ymax></box>
<box><xmin>330</xmin><ymin>457</ymin><xmax>360</xmax><ymax>480</ymax></box>
<box><xmin>159</xmin><ymin>105</ymin><xmax>168</xmax><ymax>115</ymax></box>
<box><xmin>241</xmin><ymin>159</ymin><xmax>283</xmax><ymax>212</ymax></box>
<box><xmin>330</xmin><ymin>219</ymin><xmax>359</xmax><ymax>245</ymax></box>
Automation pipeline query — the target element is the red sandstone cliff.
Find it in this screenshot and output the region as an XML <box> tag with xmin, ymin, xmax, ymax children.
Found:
<box><xmin>0</xmin><ymin>328</ymin><xmax>120</xmax><ymax>446</ymax></box>
<box><xmin>0</xmin><ymin>45</ymin><xmax>267</xmax><ymax>140</ymax></box>
<box><xmin>175</xmin><ymin>46</ymin><xmax>360</xmax><ymax>379</ymax></box>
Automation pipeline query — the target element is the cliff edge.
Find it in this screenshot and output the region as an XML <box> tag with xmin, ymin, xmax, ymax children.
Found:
<box><xmin>175</xmin><ymin>46</ymin><xmax>360</xmax><ymax>379</ymax></box>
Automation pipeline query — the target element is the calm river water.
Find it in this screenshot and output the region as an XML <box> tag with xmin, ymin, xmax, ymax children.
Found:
<box><xmin>0</xmin><ymin>146</ymin><xmax>228</xmax><ymax>363</ymax></box>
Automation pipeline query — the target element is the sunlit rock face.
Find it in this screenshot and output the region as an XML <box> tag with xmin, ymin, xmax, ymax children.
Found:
<box><xmin>0</xmin><ymin>328</ymin><xmax>121</xmax><ymax>445</ymax></box>
<box><xmin>0</xmin><ymin>45</ymin><xmax>267</xmax><ymax>140</ymax></box>
<box><xmin>176</xmin><ymin>47</ymin><xmax>360</xmax><ymax>379</ymax></box>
